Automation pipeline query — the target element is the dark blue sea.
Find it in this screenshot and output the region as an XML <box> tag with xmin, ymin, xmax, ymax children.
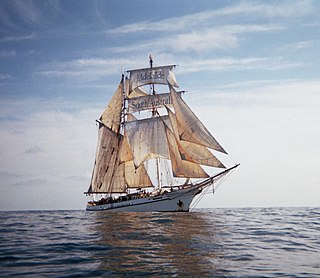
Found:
<box><xmin>0</xmin><ymin>207</ymin><xmax>319</xmax><ymax>277</ymax></box>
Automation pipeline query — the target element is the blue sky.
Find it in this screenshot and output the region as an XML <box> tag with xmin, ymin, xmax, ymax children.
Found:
<box><xmin>1</xmin><ymin>0</ymin><xmax>319</xmax><ymax>210</ymax></box>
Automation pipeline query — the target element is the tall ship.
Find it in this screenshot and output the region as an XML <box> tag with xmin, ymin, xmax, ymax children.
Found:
<box><xmin>85</xmin><ymin>56</ymin><xmax>239</xmax><ymax>212</ymax></box>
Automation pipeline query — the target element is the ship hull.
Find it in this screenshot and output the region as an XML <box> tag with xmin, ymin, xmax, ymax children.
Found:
<box><xmin>86</xmin><ymin>185</ymin><xmax>204</xmax><ymax>212</ymax></box>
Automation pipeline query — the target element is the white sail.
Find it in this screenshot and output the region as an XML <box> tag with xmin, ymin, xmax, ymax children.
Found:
<box><xmin>119</xmin><ymin>131</ymin><xmax>133</xmax><ymax>163</ymax></box>
<box><xmin>124</xmin><ymin>116</ymin><xmax>170</xmax><ymax>168</ymax></box>
<box><xmin>111</xmin><ymin>162</ymin><xmax>127</xmax><ymax>193</ymax></box>
<box><xmin>124</xmin><ymin>161</ymin><xmax>153</xmax><ymax>188</ymax></box>
<box><xmin>126</xmin><ymin>113</ymin><xmax>137</xmax><ymax>122</ymax></box>
<box><xmin>119</xmin><ymin>132</ymin><xmax>153</xmax><ymax>188</ymax></box>
<box><xmin>165</xmin><ymin>124</ymin><xmax>209</xmax><ymax>178</ymax></box>
<box><xmin>89</xmin><ymin>123</ymin><xmax>126</xmax><ymax>193</ymax></box>
<box><xmin>100</xmin><ymin>80</ymin><xmax>123</xmax><ymax>132</ymax></box>
<box><xmin>169</xmin><ymin>84</ymin><xmax>227</xmax><ymax>154</ymax></box>
<box><xmin>128</xmin><ymin>65</ymin><xmax>178</xmax><ymax>92</ymax></box>
<box><xmin>166</xmin><ymin>107</ymin><xmax>225</xmax><ymax>168</ymax></box>
<box><xmin>127</xmin><ymin>92</ymin><xmax>182</xmax><ymax>113</ymax></box>
<box><xmin>126</xmin><ymin>77</ymin><xmax>149</xmax><ymax>98</ymax></box>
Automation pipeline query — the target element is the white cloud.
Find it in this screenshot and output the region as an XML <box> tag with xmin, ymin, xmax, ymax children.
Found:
<box><xmin>0</xmin><ymin>97</ymin><xmax>101</xmax><ymax>210</ymax></box>
<box><xmin>277</xmin><ymin>40</ymin><xmax>317</xmax><ymax>52</ymax></box>
<box><xmin>191</xmin><ymin>79</ymin><xmax>320</xmax><ymax>208</ymax></box>
<box><xmin>105</xmin><ymin>23</ymin><xmax>283</xmax><ymax>54</ymax></box>
<box><xmin>1</xmin><ymin>0</ymin><xmax>319</xmax><ymax>210</ymax></box>
<box><xmin>0</xmin><ymin>73</ymin><xmax>12</xmax><ymax>80</ymax></box>
<box><xmin>175</xmin><ymin>56</ymin><xmax>305</xmax><ymax>75</ymax></box>
<box><xmin>0</xmin><ymin>32</ymin><xmax>37</xmax><ymax>42</ymax></box>
<box><xmin>106</xmin><ymin>1</ymin><xmax>313</xmax><ymax>35</ymax></box>
<box><xmin>0</xmin><ymin>50</ymin><xmax>17</xmax><ymax>58</ymax></box>
<box><xmin>36</xmin><ymin>57</ymin><xmax>145</xmax><ymax>80</ymax></box>
<box><xmin>1</xmin><ymin>78</ymin><xmax>319</xmax><ymax>210</ymax></box>
<box><xmin>25</xmin><ymin>146</ymin><xmax>46</xmax><ymax>154</ymax></box>
<box><xmin>35</xmin><ymin>53</ymin><xmax>305</xmax><ymax>84</ymax></box>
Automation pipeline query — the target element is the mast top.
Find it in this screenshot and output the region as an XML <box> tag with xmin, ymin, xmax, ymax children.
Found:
<box><xmin>149</xmin><ymin>54</ymin><xmax>153</xmax><ymax>68</ymax></box>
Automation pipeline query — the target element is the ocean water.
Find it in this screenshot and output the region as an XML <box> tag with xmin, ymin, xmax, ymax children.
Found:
<box><xmin>0</xmin><ymin>208</ymin><xmax>319</xmax><ymax>277</ymax></box>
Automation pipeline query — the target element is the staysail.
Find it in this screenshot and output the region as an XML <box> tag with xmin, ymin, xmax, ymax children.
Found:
<box><xmin>164</xmin><ymin>124</ymin><xmax>209</xmax><ymax>178</ymax></box>
<box><xmin>169</xmin><ymin>83</ymin><xmax>227</xmax><ymax>154</ymax></box>
<box><xmin>166</xmin><ymin>107</ymin><xmax>225</xmax><ymax>168</ymax></box>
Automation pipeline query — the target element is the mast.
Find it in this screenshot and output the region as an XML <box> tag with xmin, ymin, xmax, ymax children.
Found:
<box><xmin>120</xmin><ymin>73</ymin><xmax>126</xmax><ymax>134</ymax></box>
<box><xmin>149</xmin><ymin>54</ymin><xmax>161</xmax><ymax>190</ymax></box>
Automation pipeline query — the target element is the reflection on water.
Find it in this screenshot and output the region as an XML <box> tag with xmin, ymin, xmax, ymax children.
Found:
<box><xmin>91</xmin><ymin>211</ymin><xmax>227</xmax><ymax>276</ymax></box>
<box><xmin>2</xmin><ymin>208</ymin><xmax>318</xmax><ymax>277</ymax></box>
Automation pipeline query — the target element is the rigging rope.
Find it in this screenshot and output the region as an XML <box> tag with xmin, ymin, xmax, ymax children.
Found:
<box><xmin>190</xmin><ymin>168</ymin><xmax>235</xmax><ymax>211</ymax></box>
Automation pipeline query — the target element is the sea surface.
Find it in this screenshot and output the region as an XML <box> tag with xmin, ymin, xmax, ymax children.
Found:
<box><xmin>0</xmin><ymin>207</ymin><xmax>319</xmax><ymax>277</ymax></box>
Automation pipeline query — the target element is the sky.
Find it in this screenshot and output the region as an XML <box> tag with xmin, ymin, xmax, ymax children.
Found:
<box><xmin>0</xmin><ymin>0</ymin><xmax>319</xmax><ymax>211</ymax></box>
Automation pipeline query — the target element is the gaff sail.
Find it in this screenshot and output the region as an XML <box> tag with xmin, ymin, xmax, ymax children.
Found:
<box><xmin>89</xmin><ymin>123</ymin><xmax>126</xmax><ymax>193</ymax></box>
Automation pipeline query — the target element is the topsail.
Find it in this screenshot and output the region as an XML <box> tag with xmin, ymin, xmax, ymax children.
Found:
<box><xmin>127</xmin><ymin>65</ymin><xmax>179</xmax><ymax>93</ymax></box>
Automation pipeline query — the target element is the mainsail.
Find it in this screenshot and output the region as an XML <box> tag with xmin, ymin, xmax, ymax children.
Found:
<box><xmin>124</xmin><ymin>116</ymin><xmax>171</xmax><ymax>168</ymax></box>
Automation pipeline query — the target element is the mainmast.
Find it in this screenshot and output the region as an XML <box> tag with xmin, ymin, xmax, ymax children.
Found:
<box><xmin>120</xmin><ymin>73</ymin><xmax>126</xmax><ymax>134</ymax></box>
<box><xmin>149</xmin><ymin>54</ymin><xmax>155</xmax><ymax>94</ymax></box>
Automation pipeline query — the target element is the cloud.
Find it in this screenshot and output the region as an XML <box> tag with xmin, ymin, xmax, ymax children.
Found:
<box><xmin>13</xmin><ymin>178</ymin><xmax>48</xmax><ymax>187</ymax></box>
<box><xmin>190</xmin><ymin>78</ymin><xmax>320</xmax><ymax>207</ymax></box>
<box><xmin>0</xmin><ymin>0</ymin><xmax>59</xmax><ymax>29</ymax></box>
<box><xmin>36</xmin><ymin>57</ymin><xmax>148</xmax><ymax>80</ymax></box>
<box><xmin>0</xmin><ymin>73</ymin><xmax>12</xmax><ymax>80</ymax></box>
<box><xmin>0</xmin><ymin>97</ymin><xmax>99</xmax><ymax>193</ymax></box>
<box><xmin>106</xmin><ymin>1</ymin><xmax>313</xmax><ymax>34</ymax></box>
<box><xmin>160</xmin><ymin>28</ymin><xmax>239</xmax><ymax>53</ymax></box>
<box><xmin>0</xmin><ymin>32</ymin><xmax>37</xmax><ymax>42</ymax></box>
<box><xmin>34</xmin><ymin>54</ymin><xmax>306</xmax><ymax>84</ymax></box>
<box><xmin>191</xmin><ymin>79</ymin><xmax>320</xmax><ymax>109</ymax></box>
<box><xmin>110</xmin><ymin>23</ymin><xmax>283</xmax><ymax>54</ymax></box>
<box><xmin>1</xmin><ymin>171</ymin><xmax>21</xmax><ymax>179</ymax></box>
<box><xmin>25</xmin><ymin>146</ymin><xmax>45</xmax><ymax>154</ymax></box>
<box><xmin>0</xmin><ymin>103</ymin><xmax>92</xmax><ymax>208</ymax></box>
<box><xmin>277</xmin><ymin>40</ymin><xmax>317</xmax><ymax>52</ymax></box>
<box><xmin>11</xmin><ymin>1</ymin><xmax>44</xmax><ymax>25</ymax></box>
<box><xmin>175</xmin><ymin>56</ymin><xmax>306</xmax><ymax>75</ymax></box>
<box><xmin>1</xmin><ymin>77</ymin><xmax>319</xmax><ymax>209</ymax></box>
<box><xmin>0</xmin><ymin>50</ymin><xmax>17</xmax><ymax>58</ymax></box>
